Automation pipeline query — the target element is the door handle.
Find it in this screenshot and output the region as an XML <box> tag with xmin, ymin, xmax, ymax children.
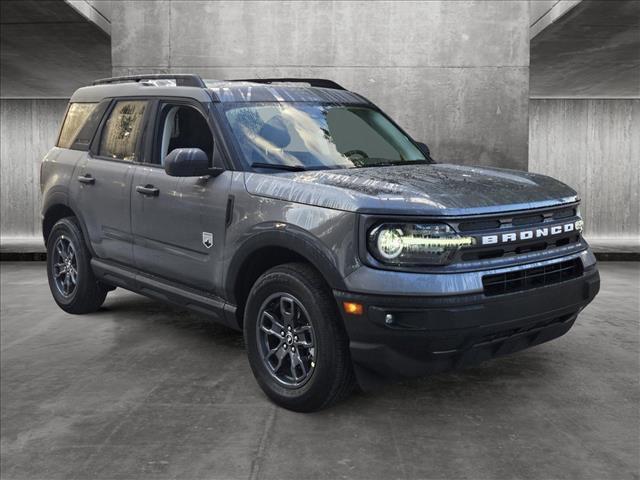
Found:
<box><xmin>136</xmin><ymin>184</ymin><xmax>159</xmax><ymax>196</ymax></box>
<box><xmin>77</xmin><ymin>174</ymin><xmax>95</xmax><ymax>185</ymax></box>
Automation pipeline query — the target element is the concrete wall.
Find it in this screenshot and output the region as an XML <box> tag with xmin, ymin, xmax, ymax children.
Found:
<box><xmin>111</xmin><ymin>0</ymin><xmax>530</xmax><ymax>170</ymax></box>
<box><xmin>0</xmin><ymin>99</ymin><xmax>69</xmax><ymax>245</ymax></box>
<box><xmin>0</xmin><ymin>0</ymin><xmax>111</xmax><ymax>98</ymax></box>
<box><xmin>65</xmin><ymin>0</ymin><xmax>112</xmax><ymax>35</ymax></box>
<box><xmin>530</xmin><ymin>0</ymin><xmax>562</xmax><ymax>27</ymax></box>
<box><xmin>529</xmin><ymin>99</ymin><xmax>640</xmax><ymax>240</ymax></box>
<box><xmin>530</xmin><ymin>1</ymin><xmax>640</xmax><ymax>98</ymax></box>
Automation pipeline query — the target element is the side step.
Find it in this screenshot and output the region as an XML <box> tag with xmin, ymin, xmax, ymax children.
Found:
<box><xmin>91</xmin><ymin>258</ymin><xmax>239</xmax><ymax>331</ymax></box>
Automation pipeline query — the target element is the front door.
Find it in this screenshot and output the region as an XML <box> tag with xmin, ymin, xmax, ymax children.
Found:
<box><xmin>74</xmin><ymin>99</ymin><xmax>149</xmax><ymax>265</ymax></box>
<box><xmin>131</xmin><ymin>101</ymin><xmax>230</xmax><ymax>294</ymax></box>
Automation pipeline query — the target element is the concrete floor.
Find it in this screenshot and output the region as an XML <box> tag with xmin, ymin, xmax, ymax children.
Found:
<box><xmin>1</xmin><ymin>262</ymin><xmax>638</xmax><ymax>480</ymax></box>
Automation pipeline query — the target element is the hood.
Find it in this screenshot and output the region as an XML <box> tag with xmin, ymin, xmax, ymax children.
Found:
<box><xmin>244</xmin><ymin>163</ymin><xmax>579</xmax><ymax>216</ymax></box>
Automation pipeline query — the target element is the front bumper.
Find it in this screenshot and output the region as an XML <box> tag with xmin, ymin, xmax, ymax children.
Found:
<box><xmin>335</xmin><ymin>255</ymin><xmax>600</xmax><ymax>386</ymax></box>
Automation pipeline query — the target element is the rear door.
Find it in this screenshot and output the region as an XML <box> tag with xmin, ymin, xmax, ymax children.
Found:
<box><xmin>74</xmin><ymin>98</ymin><xmax>150</xmax><ymax>265</ymax></box>
<box><xmin>131</xmin><ymin>99</ymin><xmax>231</xmax><ymax>294</ymax></box>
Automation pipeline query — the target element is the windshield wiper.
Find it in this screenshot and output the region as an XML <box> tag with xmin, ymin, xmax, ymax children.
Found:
<box><xmin>356</xmin><ymin>159</ymin><xmax>431</xmax><ymax>168</ymax></box>
<box><xmin>251</xmin><ymin>162</ymin><xmax>307</xmax><ymax>172</ymax></box>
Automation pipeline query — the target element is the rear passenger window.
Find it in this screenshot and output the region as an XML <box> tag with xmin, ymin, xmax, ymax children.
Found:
<box><xmin>98</xmin><ymin>100</ymin><xmax>147</xmax><ymax>161</ymax></box>
<box><xmin>57</xmin><ymin>103</ymin><xmax>97</xmax><ymax>148</ymax></box>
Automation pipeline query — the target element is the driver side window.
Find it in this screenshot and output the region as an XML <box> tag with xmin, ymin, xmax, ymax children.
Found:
<box><xmin>156</xmin><ymin>104</ymin><xmax>214</xmax><ymax>166</ymax></box>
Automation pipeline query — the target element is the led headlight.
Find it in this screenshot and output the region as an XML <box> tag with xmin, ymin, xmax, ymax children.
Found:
<box><xmin>376</xmin><ymin>228</ymin><xmax>404</xmax><ymax>259</ymax></box>
<box><xmin>368</xmin><ymin>223</ymin><xmax>476</xmax><ymax>266</ymax></box>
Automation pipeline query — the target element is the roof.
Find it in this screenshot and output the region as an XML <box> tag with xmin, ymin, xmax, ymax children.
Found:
<box><xmin>205</xmin><ymin>81</ymin><xmax>368</xmax><ymax>104</ymax></box>
<box><xmin>69</xmin><ymin>75</ymin><xmax>369</xmax><ymax>105</ymax></box>
<box><xmin>70</xmin><ymin>83</ymin><xmax>213</xmax><ymax>103</ymax></box>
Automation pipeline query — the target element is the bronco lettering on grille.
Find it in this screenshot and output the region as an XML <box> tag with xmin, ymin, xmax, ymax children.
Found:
<box><xmin>481</xmin><ymin>220</ymin><xmax>583</xmax><ymax>246</ymax></box>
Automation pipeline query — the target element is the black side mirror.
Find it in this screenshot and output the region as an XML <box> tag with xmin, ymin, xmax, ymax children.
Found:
<box><xmin>164</xmin><ymin>148</ymin><xmax>215</xmax><ymax>177</ymax></box>
<box><xmin>416</xmin><ymin>142</ymin><xmax>431</xmax><ymax>159</ymax></box>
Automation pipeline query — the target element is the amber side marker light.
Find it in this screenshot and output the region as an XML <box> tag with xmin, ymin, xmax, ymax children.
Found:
<box><xmin>343</xmin><ymin>301</ymin><xmax>363</xmax><ymax>315</ymax></box>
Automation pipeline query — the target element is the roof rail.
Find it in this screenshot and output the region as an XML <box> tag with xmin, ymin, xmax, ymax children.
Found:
<box><xmin>93</xmin><ymin>74</ymin><xmax>207</xmax><ymax>88</ymax></box>
<box><xmin>230</xmin><ymin>78</ymin><xmax>346</xmax><ymax>90</ymax></box>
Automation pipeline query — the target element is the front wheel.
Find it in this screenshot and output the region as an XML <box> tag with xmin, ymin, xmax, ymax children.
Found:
<box><xmin>244</xmin><ymin>263</ymin><xmax>355</xmax><ymax>412</ymax></box>
<box><xmin>46</xmin><ymin>217</ymin><xmax>108</xmax><ymax>314</ymax></box>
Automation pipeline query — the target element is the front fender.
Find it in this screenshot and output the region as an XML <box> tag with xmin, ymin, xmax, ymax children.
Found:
<box><xmin>224</xmin><ymin>224</ymin><xmax>348</xmax><ymax>303</ymax></box>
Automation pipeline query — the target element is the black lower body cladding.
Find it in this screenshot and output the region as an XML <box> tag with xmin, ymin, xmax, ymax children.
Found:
<box><xmin>335</xmin><ymin>265</ymin><xmax>600</xmax><ymax>386</ymax></box>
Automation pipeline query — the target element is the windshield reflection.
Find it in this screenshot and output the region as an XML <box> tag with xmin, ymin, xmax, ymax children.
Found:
<box><xmin>225</xmin><ymin>103</ymin><xmax>427</xmax><ymax>171</ymax></box>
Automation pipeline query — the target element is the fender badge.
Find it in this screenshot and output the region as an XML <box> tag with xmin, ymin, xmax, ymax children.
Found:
<box><xmin>202</xmin><ymin>232</ymin><xmax>213</xmax><ymax>249</ymax></box>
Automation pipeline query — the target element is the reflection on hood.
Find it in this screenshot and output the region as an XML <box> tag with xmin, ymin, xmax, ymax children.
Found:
<box><xmin>244</xmin><ymin>163</ymin><xmax>578</xmax><ymax>216</ymax></box>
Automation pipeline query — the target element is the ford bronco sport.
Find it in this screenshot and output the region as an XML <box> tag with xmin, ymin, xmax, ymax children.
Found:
<box><xmin>41</xmin><ymin>74</ymin><xmax>600</xmax><ymax>412</ymax></box>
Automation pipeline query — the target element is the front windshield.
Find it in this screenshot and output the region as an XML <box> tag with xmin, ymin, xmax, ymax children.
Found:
<box><xmin>224</xmin><ymin>102</ymin><xmax>428</xmax><ymax>170</ymax></box>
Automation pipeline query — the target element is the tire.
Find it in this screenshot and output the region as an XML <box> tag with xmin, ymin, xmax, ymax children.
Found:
<box><xmin>46</xmin><ymin>217</ymin><xmax>108</xmax><ymax>314</ymax></box>
<box><xmin>244</xmin><ymin>263</ymin><xmax>355</xmax><ymax>412</ymax></box>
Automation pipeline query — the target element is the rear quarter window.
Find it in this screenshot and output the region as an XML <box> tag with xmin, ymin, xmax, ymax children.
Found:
<box><xmin>70</xmin><ymin>100</ymin><xmax>111</xmax><ymax>151</ymax></box>
<box><xmin>57</xmin><ymin>103</ymin><xmax>97</xmax><ymax>148</ymax></box>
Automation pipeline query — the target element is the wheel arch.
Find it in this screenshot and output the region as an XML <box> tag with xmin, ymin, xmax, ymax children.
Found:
<box><xmin>42</xmin><ymin>204</ymin><xmax>76</xmax><ymax>243</ymax></box>
<box><xmin>226</xmin><ymin>228</ymin><xmax>346</xmax><ymax>324</ymax></box>
<box><xmin>42</xmin><ymin>199</ymin><xmax>94</xmax><ymax>257</ymax></box>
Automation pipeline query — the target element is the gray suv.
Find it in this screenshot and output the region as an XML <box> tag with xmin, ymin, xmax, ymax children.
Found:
<box><xmin>41</xmin><ymin>74</ymin><xmax>600</xmax><ymax>411</ymax></box>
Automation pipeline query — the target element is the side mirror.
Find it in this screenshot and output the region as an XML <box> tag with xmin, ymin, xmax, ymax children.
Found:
<box><xmin>416</xmin><ymin>142</ymin><xmax>431</xmax><ymax>159</ymax></box>
<box><xmin>164</xmin><ymin>148</ymin><xmax>214</xmax><ymax>177</ymax></box>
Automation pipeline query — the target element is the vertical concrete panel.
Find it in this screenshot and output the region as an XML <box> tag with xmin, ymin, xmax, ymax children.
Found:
<box><xmin>111</xmin><ymin>0</ymin><xmax>530</xmax><ymax>170</ymax></box>
<box><xmin>529</xmin><ymin>99</ymin><xmax>588</xmax><ymax>219</ymax></box>
<box><xmin>1</xmin><ymin>100</ymin><xmax>32</xmax><ymax>238</ymax></box>
<box><xmin>0</xmin><ymin>99</ymin><xmax>68</xmax><ymax>240</ymax></box>
<box><xmin>529</xmin><ymin>99</ymin><xmax>640</xmax><ymax>240</ymax></box>
<box><xmin>586</xmin><ymin>100</ymin><xmax>640</xmax><ymax>238</ymax></box>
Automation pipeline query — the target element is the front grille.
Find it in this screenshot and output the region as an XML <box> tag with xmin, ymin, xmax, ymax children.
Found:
<box><xmin>482</xmin><ymin>259</ymin><xmax>583</xmax><ymax>296</ymax></box>
<box><xmin>457</xmin><ymin>206</ymin><xmax>577</xmax><ymax>233</ymax></box>
<box><xmin>460</xmin><ymin>233</ymin><xmax>581</xmax><ymax>262</ymax></box>
<box><xmin>512</xmin><ymin>214</ymin><xmax>545</xmax><ymax>226</ymax></box>
<box><xmin>458</xmin><ymin>219</ymin><xmax>501</xmax><ymax>232</ymax></box>
<box><xmin>553</xmin><ymin>207</ymin><xmax>576</xmax><ymax>219</ymax></box>
<box><xmin>451</xmin><ymin>204</ymin><xmax>583</xmax><ymax>263</ymax></box>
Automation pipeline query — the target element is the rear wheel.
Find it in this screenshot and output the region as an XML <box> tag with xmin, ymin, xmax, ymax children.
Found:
<box><xmin>46</xmin><ymin>217</ymin><xmax>108</xmax><ymax>314</ymax></box>
<box><xmin>244</xmin><ymin>263</ymin><xmax>355</xmax><ymax>412</ymax></box>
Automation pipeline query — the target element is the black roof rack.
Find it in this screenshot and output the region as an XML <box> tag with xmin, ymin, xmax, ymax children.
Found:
<box><xmin>93</xmin><ymin>74</ymin><xmax>206</xmax><ymax>88</ymax></box>
<box><xmin>230</xmin><ymin>78</ymin><xmax>346</xmax><ymax>90</ymax></box>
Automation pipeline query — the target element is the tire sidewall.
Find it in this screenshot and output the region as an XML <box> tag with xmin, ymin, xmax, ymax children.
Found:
<box><xmin>244</xmin><ymin>267</ymin><xmax>344</xmax><ymax>409</ymax></box>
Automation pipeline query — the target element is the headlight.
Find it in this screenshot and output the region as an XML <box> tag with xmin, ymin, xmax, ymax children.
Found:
<box><xmin>367</xmin><ymin>223</ymin><xmax>476</xmax><ymax>266</ymax></box>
